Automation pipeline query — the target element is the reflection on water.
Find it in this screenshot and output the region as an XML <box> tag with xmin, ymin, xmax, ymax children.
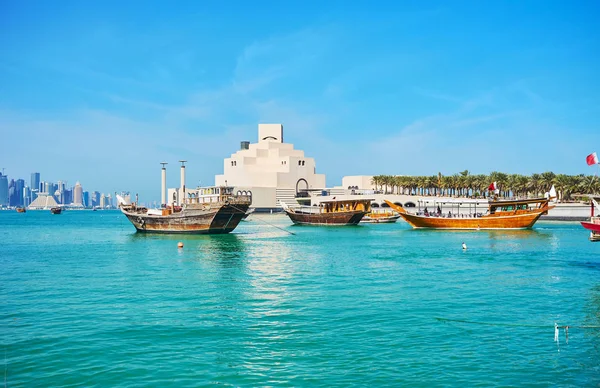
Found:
<box><xmin>129</xmin><ymin>232</ymin><xmax>247</xmax><ymax>269</ymax></box>
<box><xmin>584</xmin><ymin>283</ymin><xmax>600</xmax><ymax>334</ymax></box>
<box><xmin>196</xmin><ymin>234</ymin><xmax>246</xmax><ymax>266</ymax></box>
<box><xmin>401</xmin><ymin>228</ymin><xmax>551</xmax><ymax>240</ymax></box>
<box><xmin>486</xmin><ymin>229</ymin><xmax>551</xmax><ymax>241</ymax></box>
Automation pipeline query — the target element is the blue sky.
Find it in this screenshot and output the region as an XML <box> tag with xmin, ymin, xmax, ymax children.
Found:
<box><xmin>1</xmin><ymin>1</ymin><xmax>599</xmax><ymax>201</ymax></box>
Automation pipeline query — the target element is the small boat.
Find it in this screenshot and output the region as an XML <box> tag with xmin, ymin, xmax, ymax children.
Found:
<box><xmin>281</xmin><ymin>198</ymin><xmax>372</xmax><ymax>225</ymax></box>
<box><xmin>50</xmin><ymin>207</ymin><xmax>62</xmax><ymax>214</ymax></box>
<box><xmin>384</xmin><ymin>196</ymin><xmax>554</xmax><ymax>230</ymax></box>
<box><xmin>361</xmin><ymin>210</ymin><xmax>400</xmax><ymax>223</ymax></box>
<box><xmin>120</xmin><ymin>186</ymin><xmax>251</xmax><ymax>234</ymax></box>
<box><xmin>15</xmin><ymin>207</ymin><xmax>26</xmax><ymax>213</ymax></box>
<box><xmin>580</xmin><ymin>195</ymin><xmax>600</xmax><ymax>242</ymax></box>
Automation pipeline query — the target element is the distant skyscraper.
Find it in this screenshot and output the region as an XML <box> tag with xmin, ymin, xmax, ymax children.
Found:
<box><xmin>73</xmin><ymin>182</ymin><xmax>83</xmax><ymax>206</ymax></box>
<box><xmin>0</xmin><ymin>173</ymin><xmax>8</xmax><ymax>207</ymax></box>
<box><xmin>24</xmin><ymin>186</ymin><xmax>31</xmax><ymax>206</ymax></box>
<box><xmin>100</xmin><ymin>193</ymin><xmax>106</xmax><ymax>208</ymax></box>
<box><xmin>8</xmin><ymin>179</ymin><xmax>18</xmax><ymax>206</ymax></box>
<box><xmin>15</xmin><ymin>179</ymin><xmax>25</xmax><ymax>206</ymax></box>
<box><xmin>63</xmin><ymin>189</ymin><xmax>72</xmax><ymax>205</ymax></box>
<box><xmin>31</xmin><ymin>173</ymin><xmax>40</xmax><ymax>194</ymax></box>
<box><xmin>83</xmin><ymin>191</ymin><xmax>90</xmax><ymax>207</ymax></box>
<box><xmin>92</xmin><ymin>191</ymin><xmax>100</xmax><ymax>207</ymax></box>
<box><xmin>8</xmin><ymin>179</ymin><xmax>25</xmax><ymax>206</ymax></box>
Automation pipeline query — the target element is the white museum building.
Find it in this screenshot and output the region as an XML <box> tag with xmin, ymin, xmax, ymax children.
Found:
<box><xmin>215</xmin><ymin>123</ymin><xmax>326</xmax><ymax>209</ymax></box>
<box><xmin>167</xmin><ymin>124</ymin><xmax>327</xmax><ymax>210</ymax></box>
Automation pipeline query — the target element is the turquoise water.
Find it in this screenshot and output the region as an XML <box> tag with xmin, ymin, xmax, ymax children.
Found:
<box><xmin>1</xmin><ymin>210</ymin><xmax>599</xmax><ymax>386</ymax></box>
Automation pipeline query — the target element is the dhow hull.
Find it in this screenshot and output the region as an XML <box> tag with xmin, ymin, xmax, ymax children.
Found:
<box><xmin>285</xmin><ymin>211</ymin><xmax>367</xmax><ymax>225</ymax></box>
<box><xmin>122</xmin><ymin>204</ymin><xmax>250</xmax><ymax>234</ymax></box>
<box><xmin>397</xmin><ymin>211</ymin><xmax>545</xmax><ymax>229</ymax></box>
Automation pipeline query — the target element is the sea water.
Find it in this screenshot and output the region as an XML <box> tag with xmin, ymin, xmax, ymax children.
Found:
<box><xmin>1</xmin><ymin>210</ymin><xmax>599</xmax><ymax>386</ymax></box>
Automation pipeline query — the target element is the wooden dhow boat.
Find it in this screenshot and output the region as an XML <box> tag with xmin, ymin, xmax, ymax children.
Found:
<box><xmin>120</xmin><ymin>186</ymin><xmax>251</xmax><ymax>234</ymax></box>
<box><xmin>281</xmin><ymin>198</ymin><xmax>372</xmax><ymax>225</ymax></box>
<box><xmin>384</xmin><ymin>197</ymin><xmax>554</xmax><ymax>230</ymax></box>
<box><xmin>361</xmin><ymin>210</ymin><xmax>400</xmax><ymax>224</ymax></box>
<box><xmin>15</xmin><ymin>207</ymin><xmax>26</xmax><ymax>213</ymax></box>
<box><xmin>580</xmin><ymin>195</ymin><xmax>600</xmax><ymax>241</ymax></box>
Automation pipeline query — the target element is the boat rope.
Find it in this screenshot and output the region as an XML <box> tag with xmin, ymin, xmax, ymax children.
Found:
<box><xmin>229</xmin><ymin>204</ymin><xmax>295</xmax><ymax>236</ymax></box>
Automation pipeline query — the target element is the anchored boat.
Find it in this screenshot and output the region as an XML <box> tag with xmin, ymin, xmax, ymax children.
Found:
<box><xmin>361</xmin><ymin>210</ymin><xmax>400</xmax><ymax>224</ymax></box>
<box><xmin>120</xmin><ymin>186</ymin><xmax>251</xmax><ymax>234</ymax></box>
<box><xmin>281</xmin><ymin>198</ymin><xmax>372</xmax><ymax>225</ymax></box>
<box><xmin>119</xmin><ymin>162</ymin><xmax>251</xmax><ymax>234</ymax></box>
<box><xmin>580</xmin><ymin>195</ymin><xmax>600</xmax><ymax>241</ymax></box>
<box><xmin>50</xmin><ymin>207</ymin><xmax>62</xmax><ymax>214</ymax></box>
<box><xmin>384</xmin><ymin>196</ymin><xmax>554</xmax><ymax>230</ymax></box>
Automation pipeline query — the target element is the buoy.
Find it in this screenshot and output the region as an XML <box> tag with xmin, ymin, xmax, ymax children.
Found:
<box><xmin>462</xmin><ymin>242</ymin><xmax>467</xmax><ymax>250</ymax></box>
<box><xmin>177</xmin><ymin>242</ymin><xmax>184</xmax><ymax>248</ymax></box>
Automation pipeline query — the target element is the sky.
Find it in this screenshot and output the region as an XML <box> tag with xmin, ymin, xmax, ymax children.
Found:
<box><xmin>1</xmin><ymin>1</ymin><xmax>599</xmax><ymax>201</ymax></box>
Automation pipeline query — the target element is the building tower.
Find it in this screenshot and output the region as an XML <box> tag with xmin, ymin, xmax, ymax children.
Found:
<box><xmin>31</xmin><ymin>172</ymin><xmax>40</xmax><ymax>202</ymax></box>
<box><xmin>0</xmin><ymin>173</ymin><xmax>8</xmax><ymax>207</ymax></box>
<box><xmin>161</xmin><ymin>162</ymin><xmax>168</xmax><ymax>206</ymax></box>
<box><xmin>179</xmin><ymin>160</ymin><xmax>186</xmax><ymax>205</ymax></box>
<box><xmin>73</xmin><ymin>181</ymin><xmax>83</xmax><ymax>206</ymax></box>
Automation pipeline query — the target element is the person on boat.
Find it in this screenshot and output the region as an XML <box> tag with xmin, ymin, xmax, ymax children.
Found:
<box><xmin>424</xmin><ymin>207</ymin><xmax>429</xmax><ymax>216</ymax></box>
<box><xmin>437</xmin><ymin>205</ymin><xmax>442</xmax><ymax>215</ymax></box>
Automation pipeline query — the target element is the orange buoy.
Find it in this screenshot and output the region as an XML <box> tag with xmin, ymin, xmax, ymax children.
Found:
<box><xmin>177</xmin><ymin>242</ymin><xmax>184</xmax><ymax>248</ymax></box>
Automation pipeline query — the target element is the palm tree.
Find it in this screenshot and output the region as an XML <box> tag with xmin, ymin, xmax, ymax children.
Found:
<box><xmin>540</xmin><ymin>171</ymin><xmax>556</xmax><ymax>194</ymax></box>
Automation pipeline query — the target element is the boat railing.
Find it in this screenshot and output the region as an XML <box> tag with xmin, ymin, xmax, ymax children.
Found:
<box><xmin>286</xmin><ymin>205</ymin><xmax>323</xmax><ymax>214</ymax></box>
<box><xmin>183</xmin><ymin>193</ymin><xmax>252</xmax><ymax>205</ymax></box>
<box><xmin>416</xmin><ymin>211</ymin><xmax>485</xmax><ymax>218</ymax></box>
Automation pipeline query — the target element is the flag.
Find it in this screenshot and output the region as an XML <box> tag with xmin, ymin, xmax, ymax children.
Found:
<box><xmin>586</xmin><ymin>152</ymin><xmax>599</xmax><ymax>166</ymax></box>
<box><xmin>488</xmin><ymin>182</ymin><xmax>497</xmax><ymax>191</ymax></box>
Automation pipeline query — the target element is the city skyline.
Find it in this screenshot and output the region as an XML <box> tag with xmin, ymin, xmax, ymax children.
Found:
<box><xmin>1</xmin><ymin>1</ymin><xmax>599</xmax><ymax>202</ymax></box>
<box><xmin>0</xmin><ymin>170</ymin><xmax>118</xmax><ymax>208</ymax></box>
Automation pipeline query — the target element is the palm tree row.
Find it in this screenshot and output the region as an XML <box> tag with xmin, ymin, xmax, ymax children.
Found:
<box><xmin>370</xmin><ymin>170</ymin><xmax>600</xmax><ymax>201</ymax></box>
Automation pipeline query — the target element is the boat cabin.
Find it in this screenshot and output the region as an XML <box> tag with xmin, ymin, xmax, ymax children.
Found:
<box><xmin>182</xmin><ymin>186</ymin><xmax>252</xmax><ymax>205</ymax></box>
<box><xmin>317</xmin><ymin>199</ymin><xmax>372</xmax><ymax>214</ymax></box>
<box><xmin>489</xmin><ymin>198</ymin><xmax>549</xmax><ymax>215</ymax></box>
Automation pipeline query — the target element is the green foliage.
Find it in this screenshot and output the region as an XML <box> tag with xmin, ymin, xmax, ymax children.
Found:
<box><xmin>373</xmin><ymin>172</ymin><xmax>600</xmax><ymax>200</ymax></box>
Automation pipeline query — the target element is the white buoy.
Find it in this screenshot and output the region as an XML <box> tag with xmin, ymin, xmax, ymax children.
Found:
<box><xmin>462</xmin><ymin>242</ymin><xmax>467</xmax><ymax>250</ymax></box>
